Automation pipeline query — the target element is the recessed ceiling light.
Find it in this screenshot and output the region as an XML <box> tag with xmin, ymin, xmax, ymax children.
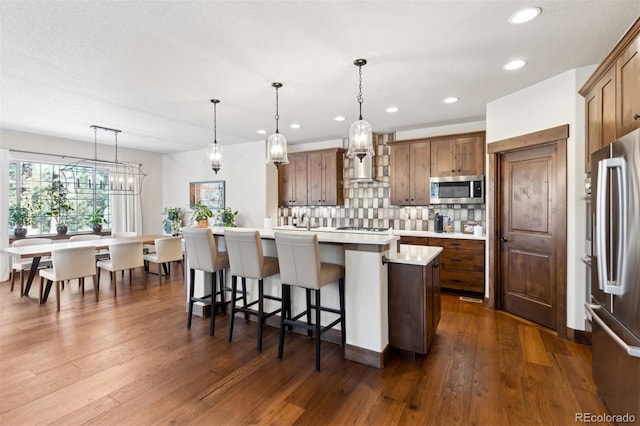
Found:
<box><xmin>334</xmin><ymin>115</ymin><xmax>346</xmax><ymax>122</ymax></box>
<box><xmin>443</xmin><ymin>97</ymin><xmax>459</xmax><ymax>104</ymax></box>
<box><xmin>385</xmin><ymin>106</ymin><xmax>399</xmax><ymax>113</ymax></box>
<box><xmin>290</xmin><ymin>123</ymin><xmax>300</xmax><ymax>129</ymax></box>
<box><xmin>504</xmin><ymin>59</ymin><xmax>527</xmax><ymax>71</ymax></box>
<box><xmin>509</xmin><ymin>7</ymin><xmax>541</xmax><ymax>24</ymax></box>
<box><xmin>257</xmin><ymin>129</ymin><xmax>266</xmax><ymax>134</ymax></box>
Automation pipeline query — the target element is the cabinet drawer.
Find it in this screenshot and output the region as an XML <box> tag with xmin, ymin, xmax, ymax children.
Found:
<box><xmin>440</xmin><ymin>250</ymin><xmax>484</xmax><ymax>272</ymax></box>
<box><xmin>428</xmin><ymin>237</ymin><xmax>484</xmax><ymax>251</ymax></box>
<box><xmin>441</xmin><ymin>270</ymin><xmax>485</xmax><ymax>293</ymax></box>
<box><xmin>399</xmin><ymin>236</ymin><xmax>429</xmax><ymax>246</ymax></box>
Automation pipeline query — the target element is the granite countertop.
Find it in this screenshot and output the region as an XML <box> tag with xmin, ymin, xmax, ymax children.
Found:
<box><xmin>385</xmin><ymin>244</ymin><xmax>443</xmax><ymax>266</ymax></box>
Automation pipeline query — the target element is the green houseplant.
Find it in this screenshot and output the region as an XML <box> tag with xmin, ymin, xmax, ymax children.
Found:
<box><xmin>162</xmin><ymin>207</ymin><xmax>183</xmax><ymax>235</ymax></box>
<box><xmin>9</xmin><ymin>205</ymin><xmax>31</xmax><ymax>238</ymax></box>
<box><xmin>45</xmin><ymin>180</ymin><xmax>74</xmax><ymax>235</ymax></box>
<box><xmin>190</xmin><ymin>202</ymin><xmax>213</xmax><ymax>228</ymax></box>
<box><xmin>89</xmin><ymin>210</ymin><xmax>106</xmax><ymax>233</ymax></box>
<box><xmin>215</xmin><ymin>207</ymin><xmax>238</xmax><ymax>227</ymax></box>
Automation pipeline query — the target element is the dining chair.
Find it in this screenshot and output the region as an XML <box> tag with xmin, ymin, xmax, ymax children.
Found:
<box><xmin>142</xmin><ymin>237</ymin><xmax>183</xmax><ymax>285</ymax></box>
<box><xmin>69</xmin><ymin>234</ymin><xmax>110</xmax><ymax>262</ymax></box>
<box><xmin>274</xmin><ymin>231</ymin><xmax>345</xmax><ymax>372</ymax></box>
<box><xmin>39</xmin><ymin>246</ymin><xmax>99</xmax><ymax>312</ymax></box>
<box><xmin>96</xmin><ymin>240</ymin><xmax>146</xmax><ymax>296</ymax></box>
<box><xmin>112</xmin><ymin>231</ymin><xmax>137</xmax><ymax>238</ymax></box>
<box><xmin>10</xmin><ymin>238</ymin><xmax>53</xmax><ymax>297</ymax></box>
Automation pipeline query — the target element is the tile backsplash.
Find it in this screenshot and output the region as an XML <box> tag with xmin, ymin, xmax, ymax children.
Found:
<box><xmin>278</xmin><ymin>133</ymin><xmax>486</xmax><ymax>232</ymax></box>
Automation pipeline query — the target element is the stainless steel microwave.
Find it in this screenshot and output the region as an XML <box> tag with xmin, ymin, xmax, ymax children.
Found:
<box><xmin>430</xmin><ymin>175</ymin><xmax>484</xmax><ymax>204</ymax></box>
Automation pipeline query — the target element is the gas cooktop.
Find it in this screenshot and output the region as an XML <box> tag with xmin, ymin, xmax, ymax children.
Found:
<box><xmin>335</xmin><ymin>226</ymin><xmax>389</xmax><ymax>232</ymax></box>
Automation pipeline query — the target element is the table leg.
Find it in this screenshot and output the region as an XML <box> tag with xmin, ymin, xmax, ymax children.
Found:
<box><xmin>23</xmin><ymin>257</ymin><xmax>42</xmax><ymax>297</ymax></box>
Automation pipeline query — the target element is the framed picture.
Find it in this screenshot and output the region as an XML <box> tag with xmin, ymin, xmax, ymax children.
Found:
<box><xmin>190</xmin><ymin>180</ymin><xmax>225</xmax><ymax>210</ymax></box>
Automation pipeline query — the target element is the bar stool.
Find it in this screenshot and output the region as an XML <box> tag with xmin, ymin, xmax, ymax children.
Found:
<box><xmin>274</xmin><ymin>231</ymin><xmax>346</xmax><ymax>371</ymax></box>
<box><xmin>183</xmin><ymin>227</ymin><xmax>229</xmax><ymax>336</ymax></box>
<box><xmin>225</xmin><ymin>228</ymin><xmax>281</xmax><ymax>352</ymax></box>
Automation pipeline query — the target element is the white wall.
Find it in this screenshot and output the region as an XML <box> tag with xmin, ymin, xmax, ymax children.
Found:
<box><xmin>162</xmin><ymin>140</ymin><xmax>275</xmax><ymax>228</ymax></box>
<box><xmin>486</xmin><ymin>65</ymin><xmax>597</xmax><ymax>331</ymax></box>
<box><xmin>0</xmin><ymin>129</ymin><xmax>163</xmax><ymax>234</ymax></box>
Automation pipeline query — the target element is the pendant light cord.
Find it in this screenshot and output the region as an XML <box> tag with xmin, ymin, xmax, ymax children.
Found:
<box><xmin>357</xmin><ymin>64</ymin><xmax>364</xmax><ymax>120</ymax></box>
<box><xmin>274</xmin><ymin>85</ymin><xmax>280</xmax><ymax>134</ymax></box>
<box><xmin>213</xmin><ymin>101</ymin><xmax>218</xmax><ymax>144</ymax></box>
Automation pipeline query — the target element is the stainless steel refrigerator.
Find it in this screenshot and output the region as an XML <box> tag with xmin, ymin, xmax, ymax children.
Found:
<box><xmin>587</xmin><ymin>128</ymin><xmax>640</xmax><ymax>422</ymax></box>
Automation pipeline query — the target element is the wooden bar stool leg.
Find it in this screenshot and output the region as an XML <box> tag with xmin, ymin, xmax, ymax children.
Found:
<box><xmin>315</xmin><ymin>289</ymin><xmax>321</xmax><ymax>371</ymax></box>
<box><xmin>278</xmin><ymin>284</ymin><xmax>290</xmax><ymax>360</ymax></box>
<box><xmin>242</xmin><ymin>277</ymin><xmax>248</xmax><ymax>320</ymax></box>
<box><xmin>306</xmin><ymin>289</ymin><xmax>313</xmax><ymax>337</ymax></box>
<box><xmin>339</xmin><ymin>278</ymin><xmax>346</xmax><ymax>347</ymax></box>
<box><xmin>210</xmin><ymin>271</ymin><xmax>217</xmax><ymax>336</ymax></box>
<box><xmin>55</xmin><ymin>281</ymin><xmax>61</xmax><ymax>312</ymax></box>
<box><xmin>228</xmin><ymin>275</ymin><xmax>238</xmax><ymax>342</ymax></box>
<box><xmin>257</xmin><ymin>279</ymin><xmax>264</xmax><ymax>353</ymax></box>
<box><xmin>187</xmin><ymin>269</ymin><xmax>195</xmax><ymax>329</ymax></box>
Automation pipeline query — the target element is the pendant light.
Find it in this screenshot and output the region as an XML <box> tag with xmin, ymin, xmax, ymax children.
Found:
<box><xmin>207</xmin><ymin>99</ymin><xmax>223</xmax><ymax>174</ymax></box>
<box><xmin>266</xmin><ymin>82</ymin><xmax>289</xmax><ymax>167</ymax></box>
<box><xmin>347</xmin><ymin>58</ymin><xmax>374</xmax><ymax>162</ymax></box>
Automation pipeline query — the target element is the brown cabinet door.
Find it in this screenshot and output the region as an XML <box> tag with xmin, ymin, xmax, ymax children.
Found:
<box><xmin>584</xmin><ymin>67</ymin><xmax>616</xmax><ymax>173</ymax></box>
<box><xmin>292</xmin><ymin>155</ymin><xmax>308</xmax><ymax>206</ymax></box>
<box><xmin>430</xmin><ymin>139</ymin><xmax>455</xmax><ymax>177</ymax></box>
<box><xmin>390</xmin><ymin>144</ymin><xmax>411</xmax><ymax>205</ymax></box>
<box><xmin>455</xmin><ymin>136</ymin><xmax>484</xmax><ymax>176</ymax></box>
<box><xmin>410</xmin><ymin>142</ymin><xmax>430</xmax><ymax>205</ymax></box>
<box><xmin>321</xmin><ymin>152</ymin><xmax>340</xmax><ymax>205</ymax></box>
<box><xmin>616</xmin><ymin>35</ymin><xmax>640</xmax><ymax>136</ymax></box>
<box><xmin>278</xmin><ymin>162</ymin><xmax>293</xmax><ymax>207</ymax></box>
<box><xmin>308</xmin><ymin>152</ymin><xmax>323</xmax><ymax>205</ymax></box>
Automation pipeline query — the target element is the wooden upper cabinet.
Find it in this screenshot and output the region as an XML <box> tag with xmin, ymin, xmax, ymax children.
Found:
<box><xmin>307</xmin><ymin>149</ymin><xmax>344</xmax><ymax>206</ymax></box>
<box><xmin>616</xmin><ymin>34</ymin><xmax>640</xmax><ymax>136</ymax></box>
<box><xmin>430</xmin><ymin>135</ymin><xmax>485</xmax><ymax>177</ymax></box>
<box><xmin>581</xmin><ymin>18</ymin><xmax>640</xmax><ymax>173</ymax></box>
<box><xmin>584</xmin><ymin>67</ymin><xmax>616</xmax><ymax>173</ymax></box>
<box><xmin>278</xmin><ymin>148</ymin><xmax>344</xmax><ymax>207</ymax></box>
<box><xmin>278</xmin><ymin>153</ymin><xmax>308</xmax><ymax>207</ymax></box>
<box><xmin>390</xmin><ymin>141</ymin><xmax>430</xmax><ymax>205</ymax></box>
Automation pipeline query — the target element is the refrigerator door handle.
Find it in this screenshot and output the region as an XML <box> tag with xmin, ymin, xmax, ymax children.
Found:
<box><xmin>595</xmin><ymin>157</ymin><xmax>627</xmax><ymax>295</ymax></box>
<box><xmin>586</xmin><ymin>303</ymin><xmax>640</xmax><ymax>358</ymax></box>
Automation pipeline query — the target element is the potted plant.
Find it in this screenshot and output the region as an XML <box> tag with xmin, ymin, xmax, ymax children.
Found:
<box><xmin>190</xmin><ymin>202</ymin><xmax>213</xmax><ymax>228</ymax></box>
<box><xmin>215</xmin><ymin>207</ymin><xmax>238</xmax><ymax>227</ymax></box>
<box><xmin>9</xmin><ymin>205</ymin><xmax>31</xmax><ymax>238</ymax></box>
<box><xmin>162</xmin><ymin>207</ymin><xmax>183</xmax><ymax>235</ymax></box>
<box><xmin>89</xmin><ymin>210</ymin><xmax>106</xmax><ymax>233</ymax></box>
<box><xmin>45</xmin><ymin>180</ymin><xmax>74</xmax><ymax>235</ymax></box>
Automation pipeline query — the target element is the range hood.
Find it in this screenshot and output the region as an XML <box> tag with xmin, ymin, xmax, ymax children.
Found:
<box><xmin>351</xmin><ymin>153</ymin><xmax>376</xmax><ymax>182</ymax></box>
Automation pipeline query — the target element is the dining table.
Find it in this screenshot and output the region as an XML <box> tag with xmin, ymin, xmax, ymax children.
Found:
<box><xmin>2</xmin><ymin>234</ymin><xmax>166</xmax><ymax>301</ymax></box>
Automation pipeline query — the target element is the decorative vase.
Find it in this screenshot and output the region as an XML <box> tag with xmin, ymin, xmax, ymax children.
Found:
<box><xmin>93</xmin><ymin>224</ymin><xmax>103</xmax><ymax>233</ymax></box>
<box><xmin>198</xmin><ymin>219</ymin><xmax>208</xmax><ymax>228</ymax></box>
<box><xmin>56</xmin><ymin>225</ymin><xmax>68</xmax><ymax>236</ymax></box>
<box><xmin>14</xmin><ymin>227</ymin><xmax>27</xmax><ymax>238</ymax></box>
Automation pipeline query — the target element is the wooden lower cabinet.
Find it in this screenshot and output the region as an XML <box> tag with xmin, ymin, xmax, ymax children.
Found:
<box><xmin>388</xmin><ymin>255</ymin><xmax>441</xmax><ymax>355</ymax></box>
<box><xmin>399</xmin><ymin>236</ymin><xmax>485</xmax><ymax>293</ymax></box>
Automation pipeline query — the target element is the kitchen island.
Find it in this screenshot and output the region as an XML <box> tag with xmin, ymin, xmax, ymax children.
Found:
<box><xmin>187</xmin><ymin>226</ymin><xmax>443</xmax><ymax>368</ymax></box>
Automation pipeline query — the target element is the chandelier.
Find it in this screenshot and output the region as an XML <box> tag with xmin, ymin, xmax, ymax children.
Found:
<box><xmin>347</xmin><ymin>58</ymin><xmax>374</xmax><ymax>162</ymax></box>
<box><xmin>60</xmin><ymin>125</ymin><xmax>146</xmax><ymax>196</ymax></box>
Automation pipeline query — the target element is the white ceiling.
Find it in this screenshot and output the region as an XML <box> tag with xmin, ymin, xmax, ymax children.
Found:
<box><xmin>1</xmin><ymin>1</ymin><xmax>638</xmax><ymax>154</ymax></box>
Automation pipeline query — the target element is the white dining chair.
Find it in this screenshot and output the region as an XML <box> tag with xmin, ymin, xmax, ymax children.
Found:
<box><xmin>143</xmin><ymin>237</ymin><xmax>183</xmax><ymax>285</ymax></box>
<box><xmin>96</xmin><ymin>240</ymin><xmax>146</xmax><ymax>296</ymax></box>
<box><xmin>10</xmin><ymin>238</ymin><xmax>53</xmax><ymax>296</ymax></box>
<box><xmin>39</xmin><ymin>246</ymin><xmax>98</xmax><ymax>312</ymax></box>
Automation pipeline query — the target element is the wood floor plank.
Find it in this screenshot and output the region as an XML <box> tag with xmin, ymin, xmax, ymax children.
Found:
<box><xmin>0</xmin><ymin>269</ymin><xmax>611</xmax><ymax>426</ymax></box>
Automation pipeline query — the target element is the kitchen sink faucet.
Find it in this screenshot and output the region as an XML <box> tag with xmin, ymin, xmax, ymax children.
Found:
<box><xmin>300</xmin><ymin>213</ymin><xmax>311</xmax><ymax>230</ymax></box>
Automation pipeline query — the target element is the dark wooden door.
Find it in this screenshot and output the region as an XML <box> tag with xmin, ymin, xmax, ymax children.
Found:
<box><xmin>499</xmin><ymin>143</ymin><xmax>561</xmax><ymax>330</ymax></box>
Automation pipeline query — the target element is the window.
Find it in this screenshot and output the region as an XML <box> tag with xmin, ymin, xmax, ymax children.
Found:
<box><xmin>8</xmin><ymin>160</ymin><xmax>111</xmax><ymax>236</ymax></box>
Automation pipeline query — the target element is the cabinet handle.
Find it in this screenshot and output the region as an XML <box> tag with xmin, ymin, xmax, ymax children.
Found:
<box><xmin>500</xmin><ymin>237</ymin><xmax>508</xmax><ymax>242</ymax></box>
<box><xmin>451</xmin><ymin>279</ymin><xmax>463</xmax><ymax>283</ymax></box>
<box><xmin>450</xmin><ymin>258</ymin><xmax>461</xmax><ymax>262</ymax></box>
<box><xmin>432</xmin><ymin>264</ymin><xmax>439</xmax><ymax>269</ymax></box>
<box><xmin>450</xmin><ymin>242</ymin><xmax>461</xmax><ymax>246</ymax></box>
<box><xmin>635</xmin><ymin>114</ymin><xmax>640</xmax><ymax>120</ymax></box>
<box><xmin>451</xmin><ymin>170</ymin><xmax>455</xmax><ymax>173</ymax></box>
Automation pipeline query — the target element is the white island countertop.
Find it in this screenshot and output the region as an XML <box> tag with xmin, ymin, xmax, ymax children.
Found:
<box><xmin>269</xmin><ymin>225</ymin><xmax>486</xmax><ymax>241</ymax></box>
<box><xmin>386</xmin><ymin>244</ymin><xmax>443</xmax><ymax>266</ymax></box>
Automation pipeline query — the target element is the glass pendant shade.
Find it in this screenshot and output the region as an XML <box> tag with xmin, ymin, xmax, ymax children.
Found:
<box><xmin>207</xmin><ymin>142</ymin><xmax>223</xmax><ymax>174</ymax></box>
<box><xmin>348</xmin><ymin>119</ymin><xmax>374</xmax><ymax>161</ymax></box>
<box><xmin>266</xmin><ymin>132</ymin><xmax>289</xmax><ymax>166</ymax></box>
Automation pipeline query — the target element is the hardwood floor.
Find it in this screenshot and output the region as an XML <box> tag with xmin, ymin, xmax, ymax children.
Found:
<box><xmin>0</xmin><ymin>268</ymin><xmax>610</xmax><ymax>425</ymax></box>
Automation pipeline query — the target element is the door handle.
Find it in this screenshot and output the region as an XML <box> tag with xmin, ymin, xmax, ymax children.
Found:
<box><xmin>634</xmin><ymin>113</ymin><xmax>639</xmax><ymax>120</ymax></box>
<box><xmin>500</xmin><ymin>237</ymin><xmax>508</xmax><ymax>242</ymax></box>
